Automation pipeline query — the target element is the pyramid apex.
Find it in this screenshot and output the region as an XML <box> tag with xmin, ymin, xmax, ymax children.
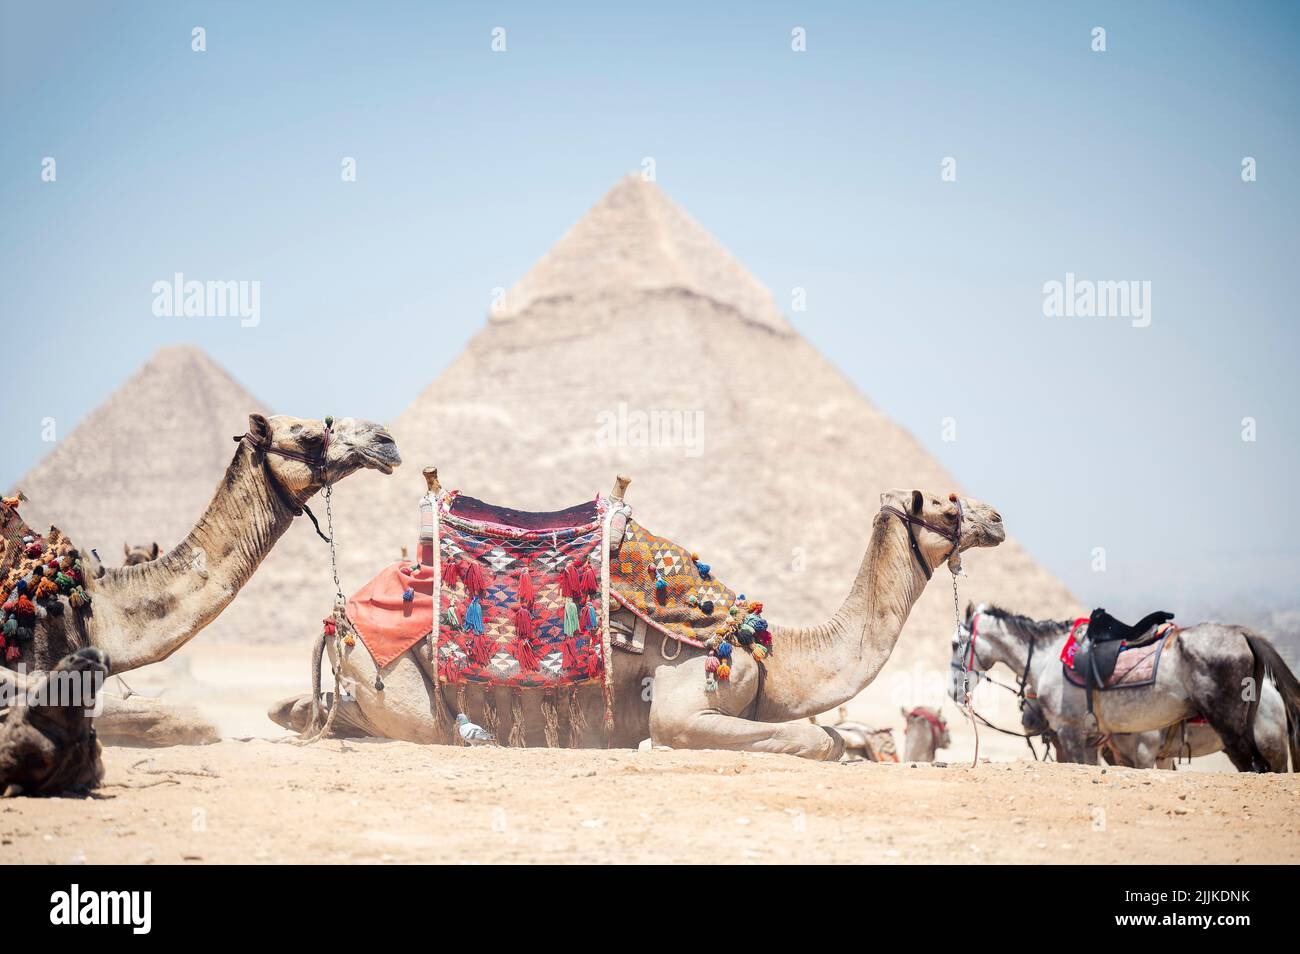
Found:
<box><xmin>496</xmin><ymin>176</ymin><xmax>792</xmax><ymax>334</ymax></box>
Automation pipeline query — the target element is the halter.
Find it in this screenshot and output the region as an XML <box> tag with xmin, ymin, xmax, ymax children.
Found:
<box><xmin>953</xmin><ymin>608</ymin><xmax>1052</xmax><ymax>761</ymax></box>
<box><xmin>905</xmin><ymin>707</ymin><xmax>949</xmax><ymax>750</ymax></box>
<box><xmin>232</xmin><ymin>419</ymin><xmax>334</xmax><ymax>543</ymax></box>
<box><xmin>879</xmin><ymin>493</ymin><xmax>963</xmax><ymax>581</ymax></box>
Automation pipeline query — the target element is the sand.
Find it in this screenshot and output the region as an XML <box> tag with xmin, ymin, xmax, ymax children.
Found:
<box><xmin>5</xmin><ymin>739</ymin><xmax>1296</xmax><ymax>865</ymax></box>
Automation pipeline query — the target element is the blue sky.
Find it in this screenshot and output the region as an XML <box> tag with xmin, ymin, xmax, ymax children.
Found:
<box><xmin>2</xmin><ymin>1</ymin><xmax>1298</xmax><ymax>616</ymax></box>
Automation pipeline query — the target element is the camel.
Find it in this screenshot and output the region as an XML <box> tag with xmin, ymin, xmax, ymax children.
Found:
<box><xmin>271</xmin><ymin>486</ymin><xmax>1006</xmax><ymax>759</ymax></box>
<box><xmin>122</xmin><ymin>542</ymin><xmax>160</xmax><ymax>566</ymax></box>
<box><xmin>950</xmin><ymin>603</ymin><xmax>1298</xmax><ymax>771</ymax></box>
<box><xmin>7</xmin><ymin>414</ymin><xmax>400</xmax><ymax>745</ymax></box>
<box><xmin>901</xmin><ymin>705</ymin><xmax>950</xmax><ymax>762</ymax></box>
<box><xmin>0</xmin><ymin>647</ymin><xmax>108</xmax><ymax>795</ymax></box>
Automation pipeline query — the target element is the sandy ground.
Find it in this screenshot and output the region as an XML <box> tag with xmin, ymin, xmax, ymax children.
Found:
<box><xmin>6</xmin><ymin>642</ymin><xmax>1292</xmax><ymax>865</ymax></box>
<box><xmin>4</xmin><ymin>741</ymin><xmax>1297</xmax><ymax>865</ymax></box>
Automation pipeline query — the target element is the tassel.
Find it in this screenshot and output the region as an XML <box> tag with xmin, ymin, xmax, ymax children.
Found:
<box><xmin>513</xmin><ymin>637</ymin><xmax>540</xmax><ymax>672</ymax></box>
<box><xmin>579</xmin><ymin>564</ymin><xmax>597</xmax><ymax>595</ymax></box>
<box><xmin>442</xmin><ymin>559</ymin><xmax>460</xmax><ymax>588</ymax></box>
<box><xmin>567</xmin><ymin>686</ymin><xmax>588</xmax><ymax>745</ymax></box>
<box><xmin>402</xmin><ymin>587</ymin><xmax>414</xmax><ymax>603</ymax></box>
<box><xmin>463</xmin><ymin>561</ymin><xmax>487</xmax><ymax>597</ymax></box>
<box><xmin>562</xmin><ymin>564</ymin><xmax>582</xmax><ymax>599</ymax></box>
<box><xmin>463</xmin><ymin>596</ymin><xmax>484</xmax><ymax>635</ymax></box>
<box><xmin>584</xmin><ymin>601</ymin><xmax>599</xmax><ymax>633</ymax></box>
<box><xmin>468</xmin><ymin>633</ymin><xmax>494</xmax><ymax>667</ymax></box>
<box><xmin>517</xmin><ymin>569</ymin><xmax>536</xmax><ymax>607</ymax></box>
<box><xmin>482</xmin><ymin>687</ymin><xmax>499</xmax><ymax>738</ymax></box>
<box><xmin>442</xmin><ymin>601</ymin><xmax>459</xmax><ymax>628</ymax></box>
<box><xmin>512</xmin><ymin>605</ymin><xmax>534</xmax><ymax>638</ymax></box>
<box><xmin>561</xmin><ymin>638</ymin><xmax>581</xmax><ymax>672</ymax></box>
<box><xmin>563</xmin><ymin>598</ymin><xmax>579</xmax><ymax>636</ymax></box>
<box><xmin>508</xmin><ymin>688</ymin><xmax>526</xmax><ymax>748</ymax></box>
<box><xmin>542</xmin><ymin>688</ymin><xmax>560</xmax><ymax>748</ymax></box>
<box><xmin>5</xmin><ymin>645</ymin><xmax>18</xmax><ymax>662</ymax></box>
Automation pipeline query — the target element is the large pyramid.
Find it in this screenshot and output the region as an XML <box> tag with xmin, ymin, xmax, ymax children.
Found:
<box><xmin>319</xmin><ymin>174</ymin><xmax>1078</xmax><ymax>687</ymax></box>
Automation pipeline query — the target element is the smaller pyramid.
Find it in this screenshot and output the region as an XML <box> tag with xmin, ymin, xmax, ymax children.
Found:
<box><xmin>12</xmin><ymin>345</ymin><xmax>269</xmax><ymax>553</ymax></box>
<box><xmin>497</xmin><ymin>173</ymin><xmax>793</xmax><ymax>334</ymax></box>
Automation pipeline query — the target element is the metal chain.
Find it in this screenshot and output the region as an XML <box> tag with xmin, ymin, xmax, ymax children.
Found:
<box><xmin>324</xmin><ymin>482</ymin><xmax>344</xmax><ymax>606</ymax></box>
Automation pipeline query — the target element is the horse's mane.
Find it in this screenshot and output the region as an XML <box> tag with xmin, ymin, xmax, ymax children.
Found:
<box><xmin>981</xmin><ymin>604</ymin><xmax>1074</xmax><ymax>644</ymax></box>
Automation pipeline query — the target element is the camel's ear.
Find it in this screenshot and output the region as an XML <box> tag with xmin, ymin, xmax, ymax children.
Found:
<box><xmin>249</xmin><ymin>413</ymin><xmax>271</xmax><ymax>443</ymax></box>
<box><xmin>123</xmin><ymin>542</ymin><xmax>131</xmax><ymax>557</ymax></box>
<box><xmin>910</xmin><ymin>490</ymin><xmax>924</xmax><ymax>515</ymax></box>
<box><xmin>150</xmin><ymin>542</ymin><xmax>160</xmax><ymax>559</ymax></box>
<box><xmin>900</xmin><ymin>707</ymin><xmax>910</xmax><ymax>719</ymax></box>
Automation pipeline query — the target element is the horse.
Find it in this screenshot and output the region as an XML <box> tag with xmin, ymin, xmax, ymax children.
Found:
<box><xmin>948</xmin><ymin>603</ymin><xmax>1298</xmax><ymax>772</ymax></box>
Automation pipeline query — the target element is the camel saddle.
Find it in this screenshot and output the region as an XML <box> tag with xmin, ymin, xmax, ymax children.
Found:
<box><xmin>1063</xmin><ymin>608</ymin><xmax>1175</xmax><ymax>713</ymax></box>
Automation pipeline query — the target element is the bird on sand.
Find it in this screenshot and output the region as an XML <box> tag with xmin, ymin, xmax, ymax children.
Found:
<box><xmin>456</xmin><ymin>713</ymin><xmax>497</xmax><ymax>746</ymax></box>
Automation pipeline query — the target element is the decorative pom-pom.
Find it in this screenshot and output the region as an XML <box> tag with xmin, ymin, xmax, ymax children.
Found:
<box><xmin>705</xmin><ymin>675</ymin><xmax>718</xmax><ymax>692</ymax></box>
<box><xmin>654</xmin><ymin>573</ymin><xmax>667</xmax><ymax>592</ymax></box>
<box><xmin>717</xmin><ymin>663</ymin><xmax>731</xmax><ymax>681</ymax></box>
<box><xmin>716</xmin><ymin>641</ymin><xmax>733</xmax><ymax>660</ymax></box>
<box><xmin>700</xmin><ymin>600</ymin><xmax>714</xmax><ymax>616</ymax></box>
<box><xmin>402</xmin><ymin>587</ymin><xmax>415</xmax><ymax>602</ymax></box>
<box><xmin>705</xmin><ymin>656</ymin><xmax>720</xmax><ymax>674</ymax></box>
<box><xmin>752</xmin><ymin>645</ymin><xmax>768</xmax><ymax>661</ymax></box>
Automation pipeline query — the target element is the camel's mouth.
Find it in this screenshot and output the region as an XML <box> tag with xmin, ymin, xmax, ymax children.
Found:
<box><xmin>357</xmin><ymin>433</ymin><xmax>401</xmax><ymax>475</ymax></box>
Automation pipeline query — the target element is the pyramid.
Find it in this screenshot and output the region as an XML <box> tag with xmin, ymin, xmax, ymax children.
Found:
<box><xmin>316</xmin><ymin>174</ymin><xmax>1078</xmax><ymax>688</ymax></box>
<box><xmin>13</xmin><ymin>345</ymin><xmax>270</xmax><ymax>551</ymax></box>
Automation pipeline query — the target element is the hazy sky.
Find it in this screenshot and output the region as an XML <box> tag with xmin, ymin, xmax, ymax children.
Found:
<box><xmin>3</xmin><ymin>2</ymin><xmax>1298</xmax><ymax>617</ymax></box>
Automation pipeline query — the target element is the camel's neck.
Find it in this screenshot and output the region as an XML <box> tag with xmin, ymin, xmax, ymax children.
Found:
<box><xmin>87</xmin><ymin>444</ymin><xmax>299</xmax><ymax>672</ymax></box>
<box><xmin>754</xmin><ymin>513</ymin><xmax>929</xmax><ymax>721</ymax></box>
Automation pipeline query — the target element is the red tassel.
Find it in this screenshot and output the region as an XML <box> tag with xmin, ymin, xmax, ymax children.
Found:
<box><xmin>561</xmin><ymin>638</ymin><xmax>581</xmax><ymax>672</ymax></box>
<box><xmin>464</xmin><ymin>561</ymin><xmax>488</xmax><ymax>597</ymax></box>
<box><xmin>578</xmin><ymin>600</ymin><xmax>592</xmax><ymax>633</ymax></box>
<box><xmin>442</xmin><ymin>559</ymin><xmax>460</xmax><ymax>588</ymax></box>
<box><xmin>442</xmin><ymin>660</ymin><xmax>459</xmax><ymax>684</ymax></box>
<box><xmin>322</xmin><ymin>618</ymin><xmax>336</xmax><ymax>637</ymax></box>
<box><xmin>562</xmin><ymin>564</ymin><xmax>582</xmax><ymax>599</ymax></box>
<box><xmin>513</xmin><ymin>606</ymin><xmax>534</xmax><ymax>638</ymax></box>
<box><xmin>468</xmin><ymin>634</ymin><xmax>494</xmax><ymax>667</ymax></box>
<box><xmin>5</xmin><ymin>645</ymin><xmax>19</xmax><ymax>662</ymax></box>
<box><xmin>513</xmin><ymin>638</ymin><xmax>540</xmax><ymax>672</ymax></box>
<box><xmin>579</xmin><ymin>564</ymin><xmax>597</xmax><ymax>595</ymax></box>
<box><xmin>517</xmin><ymin>570</ymin><xmax>536</xmax><ymax>607</ymax></box>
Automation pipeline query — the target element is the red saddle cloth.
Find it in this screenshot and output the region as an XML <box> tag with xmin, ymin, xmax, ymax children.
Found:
<box><xmin>346</xmin><ymin>562</ymin><xmax>435</xmax><ymax>669</ymax></box>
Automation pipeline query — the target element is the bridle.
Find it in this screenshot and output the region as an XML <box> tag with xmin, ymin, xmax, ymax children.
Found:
<box><xmin>905</xmin><ymin>707</ymin><xmax>949</xmax><ymax>750</ymax></box>
<box><xmin>952</xmin><ymin>608</ymin><xmax>1052</xmax><ymax>760</ymax></box>
<box><xmin>232</xmin><ymin>419</ymin><xmax>334</xmax><ymax>543</ymax></box>
<box><xmin>879</xmin><ymin>493</ymin><xmax>963</xmax><ymax>581</ymax></box>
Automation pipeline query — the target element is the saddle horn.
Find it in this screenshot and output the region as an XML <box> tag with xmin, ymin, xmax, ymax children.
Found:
<box><xmin>423</xmin><ymin>466</ymin><xmax>442</xmax><ymax>496</ymax></box>
<box><xmin>610</xmin><ymin>473</ymin><xmax>631</xmax><ymax>503</ymax></box>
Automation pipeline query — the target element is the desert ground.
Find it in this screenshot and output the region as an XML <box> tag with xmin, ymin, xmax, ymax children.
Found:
<box><xmin>5</xmin><ymin>737</ymin><xmax>1297</xmax><ymax>865</ymax></box>
<box><xmin>3</xmin><ymin>642</ymin><xmax>1296</xmax><ymax>865</ymax></box>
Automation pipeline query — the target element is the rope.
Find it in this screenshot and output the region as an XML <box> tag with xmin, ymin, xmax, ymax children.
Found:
<box><xmin>598</xmin><ymin>500</ymin><xmax>623</xmax><ymax>744</ymax></box>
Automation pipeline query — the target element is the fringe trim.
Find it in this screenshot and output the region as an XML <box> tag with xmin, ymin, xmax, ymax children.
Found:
<box><xmin>482</xmin><ymin>686</ymin><xmax>499</xmax><ymax>739</ymax></box>
<box><xmin>566</xmin><ymin>686</ymin><xmax>588</xmax><ymax>747</ymax></box>
<box><xmin>542</xmin><ymin>688</ymin><xmax>560</xmax><ymax>748</ymax></box>
<box><xmin>508</xmin><ymin>687</ymin><xmax>526</xmax><ymax>748</ymax></box>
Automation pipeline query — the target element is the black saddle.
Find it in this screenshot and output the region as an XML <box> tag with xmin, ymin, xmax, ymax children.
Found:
<box><xmin>1085</xmin><ymin>608</ymin><xmax>1174</xmax><ymax>646</ymax></box>
<box><xmin>1070</xmin><ymin>608</ymin><xmax>1174</xmax><ymax>714</ymax></box>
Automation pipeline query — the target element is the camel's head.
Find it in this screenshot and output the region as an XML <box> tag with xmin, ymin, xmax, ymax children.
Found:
<box><xmin>880</xmin><ymin>489</ymin><xmax>1005</xmax><ymax>575</ymax></box>
<box><xmin>247</xmin><ymin>414</ymin><xmax>402</xmax><ymax>499</ymax></box>
<box><xmin>123</xmin><ymin>542</ymin><xmax>160</xmax><ymax>566</ymax></box>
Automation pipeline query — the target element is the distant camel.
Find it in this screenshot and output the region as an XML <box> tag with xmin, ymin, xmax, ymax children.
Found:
<box><xmin>122</xmin><ymin>542</ymin><xmax>160</xmax><ymax>566</ymax></box>
<box><xmin>901</xmin><ymin>705</ymin><xmax>950</xmax><ymax>762</ymax></box>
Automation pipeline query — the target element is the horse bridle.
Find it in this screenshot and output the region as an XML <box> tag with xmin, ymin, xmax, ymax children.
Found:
<box><xmin>879</xmin><ymin>493</ymin><xmax>963</xmax><ymax>581</ymax></box>
<box><xmin>233</xmin><ymin>420</ymin><xmax>334</xmax><ymax>542</ymax></box>
<box><xmin>953</xmin><ymin>608</ymin><xmax>1051</xmax><ymax>759</ymax></box>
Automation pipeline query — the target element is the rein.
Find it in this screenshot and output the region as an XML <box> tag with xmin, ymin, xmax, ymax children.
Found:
<box><xmin>953</xmin><ymin>609</ymin><xmax>1052</xmax><ymax>762</ymax></box>
<box><xmin>233</xmin><ymin>424</ymin><xmax>334</xmax><ymax>543</ymax></box>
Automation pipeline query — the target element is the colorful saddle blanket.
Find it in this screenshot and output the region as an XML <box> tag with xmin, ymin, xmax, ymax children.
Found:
<box><xmin>610</xmin><ymin>519</ymin><xmax>765</xmax><ymax>651</ymax></box>
<box><xmin>349</xmin><ymin>494</ymin><xmax>608</xmax><ymax>688</ymax></box>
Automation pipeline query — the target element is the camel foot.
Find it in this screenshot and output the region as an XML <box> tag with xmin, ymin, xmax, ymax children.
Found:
<box><xmin>97</xmin><ymin>695</ymin><xmax>221</xmax><ymax>747</ymax></box>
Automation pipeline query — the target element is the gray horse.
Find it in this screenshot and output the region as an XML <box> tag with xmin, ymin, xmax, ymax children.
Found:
<box><xmin>949</xmin><ymin>603</ymin><xmax>1298</xmax><ymax>772</ymax></box>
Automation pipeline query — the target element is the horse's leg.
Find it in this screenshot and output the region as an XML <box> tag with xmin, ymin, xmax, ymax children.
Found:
<box><xmin>1177</xmin><ymin>627</ymin><xmax>1267</xmax><ymax>772</ymax></box>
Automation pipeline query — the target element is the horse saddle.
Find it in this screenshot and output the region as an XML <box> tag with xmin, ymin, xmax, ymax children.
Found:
<box><xmin>1070</xmin><ymin>608</ymin><xmax>1174</xmax><ymax>712</ymax></box>
<box><xmin>1086</xmin><ymin>608</ymin><xmax>1174</xmax><ymax>646</ymax></box>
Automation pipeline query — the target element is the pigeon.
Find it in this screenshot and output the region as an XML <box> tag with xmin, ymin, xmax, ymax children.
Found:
<box><xmin>456</xmin><ymin>713</ymin><xmax>497</xmax><ymax>746</ymax></box>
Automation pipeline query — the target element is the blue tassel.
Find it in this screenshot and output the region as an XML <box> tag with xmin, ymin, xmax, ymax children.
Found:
<box><xmin>695</xmin><ymin>560</ymin><xmax>711</xmax><ymax>579</ymax></box>
<box><xmin>464</xmin><ymin>596</ymin><xmax>484</xmax><ymax>635</ymax></box>
<box><xmin>402</xmin><ymin>587</ymin><xmax>415</xmax><ymax>602</ymax></box>
<box><xmin>654</xmin><ymin>573</ymin><xmax>667</xmax><ymax>592</ymax></box>
<box><xmin>584</xmin><ymin>602</ymin><xmax>599</xmax><ymax>631</ymax></box>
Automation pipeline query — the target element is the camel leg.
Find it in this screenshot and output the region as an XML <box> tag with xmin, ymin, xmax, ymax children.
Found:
<box><xmin>648</xmin><ymin>654</ymin><xmax>844</xmax><ymax>761</ymax></box>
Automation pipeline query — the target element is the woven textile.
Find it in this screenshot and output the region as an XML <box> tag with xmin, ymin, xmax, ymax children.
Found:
<box><xmin>433</xmin><ymin>499</ymin><xmax>607</xmax><ymax>689</ymax></box>
<box><xmin>1061</xmin><ymin>624</ymin><xmax>1174</xmax><ymax>690</ymax></box>
<box><xmin>609</xmin><ymin>519</ymin><xmax>740</xmax><ymax>648</ymax></box>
